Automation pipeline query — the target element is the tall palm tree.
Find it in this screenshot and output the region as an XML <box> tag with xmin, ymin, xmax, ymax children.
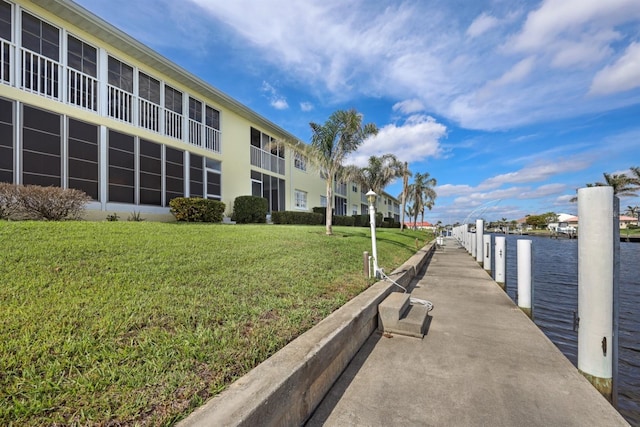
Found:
<box><xmin>399</xmin><ymin>162</ymin><xmax>412</xmax><ymax>231</ymax></box>
<box><xmin>406</xmin><ymin>172</ymin><xmax>437</xmax><ymax>228</ymax></box>
<box><xmin>276</xmin><ymin>109</ymin><xmax>377</xmax><ymax>235</ymax></box>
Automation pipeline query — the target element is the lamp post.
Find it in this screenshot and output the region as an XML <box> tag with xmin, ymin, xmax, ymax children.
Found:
<box><xmin>366</xmin><ymin>189</ymin><xmax>380</xmax><ymax>278</ymax></box>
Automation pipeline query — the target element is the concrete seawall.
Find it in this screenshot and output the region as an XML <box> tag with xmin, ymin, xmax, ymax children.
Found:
<box><xmin>178</xmin><ymin>242</ymin><xmax>436</xmax><ymax>426</ymax></box>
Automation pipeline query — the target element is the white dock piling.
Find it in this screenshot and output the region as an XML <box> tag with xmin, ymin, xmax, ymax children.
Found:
<box><xmin>483</xmin><ymin>234</ymin><xmax>491</xmax><ymax>272</ymax></box>
<box><xmin>476</xmin><ymin>219</ymin><xmax>484</xmax><ymax>263</ymax></box>
<box><xmin>577</xmin><ymin>186</ymin><xmax>618</xmax><ymax>403</ymax></box>
<box><xmin>517</xmin><ymin>239</ymin><xmax>532</xmax><ymax>319</ymax></box>
<box><xmin>494</xmin><ymin>236</ymin><xmax>506</xmax><ymax>290</ymax></box>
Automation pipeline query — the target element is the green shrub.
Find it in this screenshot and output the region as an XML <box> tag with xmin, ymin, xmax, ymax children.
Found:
<box><xmin>106</xmin><ymin>213</ymin><xmax>120</xmax><ymax>221</ymax></box>
<box><xmin>382</xmin><ymin>217</ymin><xmax>396</xmax><ymax>228</ymax></box>
<box><xmin>0</xmin><ymin>184</ymin><xmax>91</xmax><ymax>220</ymax></box>
<box><xmin>271</xmin><ymin>211</ymin><xmax>324</xmax><ymax>225</ymax></box>
<box><xmin>128</xmin><ymin>211</ymin><xmax>145</xmax><ymax>222</ymax></box>
<box><xmin>333</xmin><ymin>215</ymin><xmax>355</xmax><ymax>226</ymax></box>
<box><xmin>169</xmin><ymin>197</ymin><xmax>225</xmax><ymax>222</ymax></box>
<box><xmin>232</xmin><ymin>196</ymin><xmax>268</xmax><ymax>224</ymax></box>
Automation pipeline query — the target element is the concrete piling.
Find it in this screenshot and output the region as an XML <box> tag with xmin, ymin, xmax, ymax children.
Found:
<box><xmin>494</xmin><ymin>236</ymin><xmax>506</xmax><ymax>290</ymax></box>
<box><xmin>517</xmin><ymin>239</ymin><xmax>533</xmax><ymax>319</ymax></box>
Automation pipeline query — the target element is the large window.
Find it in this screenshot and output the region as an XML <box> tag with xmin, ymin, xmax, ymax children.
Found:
<box><xmin>0</xmin><ymin>1</ymin><xmax>12</xmax><ymax>83</ymax></box>
<box><xmin>251</xmin><ymin>170</ymin><xmax>284</xmax><ymax>213</ymax></box>
<box><xmin>165</xmin><ymin>146</ymin><xmax>184</xmax><ymax>205</ymax></box>
<box><xmin>188</xmin><ymin>97</ymin><xmax>202</xmax><ymax>145</ymax></box>
<box><xmin>334</xmin><ymin>196</ymin><xmax>347</xmax><ymax>216</ymax></box>
<box><xmin>139</xmin><ymin>139</ymin><xmax>162</xmax><ymax>206</ymax></box>
<box><xmin>205</xmin><ymin>158</ymin><xmax>221</xmax><ymax>200</ymax></box>
<box><xmin>138</xmin><ymin>72</ymin><xmax>160</xmax><ymax>131</ymax></box>
<box><xmin>21</xmin><ymin>12</ymin><xmax>59</xmax><ymax>97</ymax></box>
<box><xmin>165</xmin><ymin>85</ymin><xmax>182</xmax><ymax>139</ymax></box>
<box><xmin>22</xmin><ymin>105</ymin><xmax>60</xmax><ymax>187</ymax></box>
<box><xmin>295</xmin><ymin>190</ymin><xmax>307</xmax><ymax>210</ymax></box>
<box><xmin>107</xmin><ymin>57</ymin><xmax>133</xmax><ymax>122</ymax></box>
<box><xmin>67</xmin><ymin>35</ymin><xmax>97</xmax><ymax>110</ymax></box>
<box><xmin>189</xmin><ymin>153</ymin><xmax>203</xmax><ymax>198</ymax></box>
<box><xmin>68</xmin><ymin>118</ymin><xmax>98</xmax><ymax>200</ymax></box>
<box><xmin>0</xmin><ymin>97</ymin><xmax>12</xmax><ymax>183</ymax></box>
<box><xmin>108</xmin><ymin>130</ymin><xmax>135</xmax><ymax>203</ymax></box>
<box><xmin>294</xmin><ymin>153</ymin><xmax>307</xmax><ymax>171</ymax></box>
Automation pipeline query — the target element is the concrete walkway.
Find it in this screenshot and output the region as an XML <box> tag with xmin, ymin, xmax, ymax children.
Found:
<box><xmin>306</xmin><ymin>237</ymin><xmax>629</xmax><ymax>426</ymax></box>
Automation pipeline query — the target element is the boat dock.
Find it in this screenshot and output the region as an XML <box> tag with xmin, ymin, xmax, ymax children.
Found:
<box><xmin>306</xmin><ymin>237</ymin><xmax>628</xmax><ymax>426</ymax></box>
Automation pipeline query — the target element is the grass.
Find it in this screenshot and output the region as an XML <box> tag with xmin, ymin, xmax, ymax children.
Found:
<box><xmin>0</xmin><ymin>221</ymin><xmax>431</xmax><ymax>426</ymax></box>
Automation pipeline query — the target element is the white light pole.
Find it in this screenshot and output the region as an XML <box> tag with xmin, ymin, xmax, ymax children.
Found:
<box><xmin>366</xmin><ymin>190</ymin><xmax>380</xmax><ymax>278</ymax></box>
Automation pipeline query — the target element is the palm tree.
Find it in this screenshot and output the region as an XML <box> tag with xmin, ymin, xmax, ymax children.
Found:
<box><xmin>346</xmin><ymin>154</ymin><xmax>402</xmax><ymax>196</ymax></box>
<box><xmin>597</xmin><ymin>172</ymin><xmax>638</xmax><ymax>197</ymax></box>
<box><xmin>625</xmin><ymin>205</ymin><xmax>639</xmax><ymax>226</ymax></box>
<box><xmin>406</xmin><ymin>172</ymin><xmax>437</xmax><ymax>228</ymax></box>
<box><xmin>399</xmin><ymin>162</ymin><xmax>412</xmax><ymax>231</ymax></box>
<box><xmin>276</xmin><ymin>109</ymin><xmax>377</xmax><ymax>235</ymax></box>
<box><xmin>629</xmin><ymin>166</ymin><xmax>640</xmax><ymax>188</ymax></box>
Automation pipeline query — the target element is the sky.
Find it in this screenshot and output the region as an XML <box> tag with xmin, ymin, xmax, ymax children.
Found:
<box><xmin>74</xmin><ymin>0</ymin><xmax>640</xmax><ymax>224</ymax></box>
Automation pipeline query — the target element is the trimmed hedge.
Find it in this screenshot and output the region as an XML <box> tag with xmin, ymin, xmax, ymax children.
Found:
<box><xmin>169</xmin><ymin>197</ymin><xmax>225</xmax><ymax>222</ymax></box>
<box><xmin>271</xmin><ymin>211</ymin><xmax>323</xmax><ymax>225</ymax></box>
<box><xmin>333</xmin><ymin>215</ymin><xmax>355</xmax><ymax>226</ymax></box>
<box><xmin>232</xmin><ymin>196</ymin><xmax>268</xmax><ymax>224</ymax></box>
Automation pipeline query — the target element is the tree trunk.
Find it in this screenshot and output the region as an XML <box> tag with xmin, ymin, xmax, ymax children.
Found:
<box><xmin>325</xmin><ymin>178</ymin><xmax>333</xmax><ymax>235</ymax></box>
<box><xmin>400</xmin><ymin>163</ymin><xmax>408</xmax><ymax>231</ymax></box>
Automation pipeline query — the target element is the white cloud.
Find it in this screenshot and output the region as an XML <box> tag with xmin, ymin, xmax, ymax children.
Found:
<box><xmin>392</xmin><ymin>99</ymin><xmax>425</xmax><ymax>115</ymax></box>
<box><xmin>589</xmin><ymin>42</ymin><xmax>640</xmax><ymax>95</ymax></box>
<box><xmin>300</xmin><ymin>102</ymin><xmax>314</xmax><ymax>112</ymax></box>
<box><xmin>261</xmin><ymin>81</ymin><xmax>289</xmax><ymax>110</ymax></box>
<box><xmin>348</xmin><ymin>114</ymin><xmax>447</xmax><ymax>166</ymax></box>
<box><xmin>467</xmin><ymin>13</ymin><xmax>500</xmax><ymax>38</ymax></box>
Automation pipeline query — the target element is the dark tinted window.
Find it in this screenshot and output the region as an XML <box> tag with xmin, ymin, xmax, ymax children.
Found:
<box><xmin>108</xmin><ymin>130</ymin><xmax>134</xmax><ymax>203</ymax></box>
<box><xmin>68</xmin><ymin>118</ymin><xmax>98</xmax><ymax>199</ymax></box>
<box><xmin>165</xmin><ymin>146</ymin><xmax>183</xmax><ymax>205</ymax></box>
<box><xmin>0</xmin><ymin>98</ymin><xmax>12</xmax><ymax>183</ymax></box>
<box><xmin>139</xmin><ymin>139</ymin><xmax>162</xmax><ymax>206</ymax></box>
<box><xmin>190</xmin><ymin>153</ymin><xmax>203</xmax><ymax>197</ymax></box>
<box><xmin>0</xmin><ymin>1</ymin><xmax>11</xmax><ymax>41</ymax></box>
<box><xmin>22</xmin><ymin>105</ymin><xmax>60</xmax><ymax>186</ymax></box>
<box><xmin>21</xmin><ymin>12</ymin><xmax>59</xmax><ymax>60</ymax></box>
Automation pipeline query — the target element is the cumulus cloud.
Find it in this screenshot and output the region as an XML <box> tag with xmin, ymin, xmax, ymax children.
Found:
<box><xmin>589</xmin><ymin>42</ymin><xmax>640</xmax><ymax>95</ymax></box>
<box><xmin>261</xmin><ymin>81</ymin><xmax>289</xmax><ymax>110</ymax></box>
<box><xmin>348</xmin><ymin>114</ymin><xmax>447</xmax><ymax>166</ymax></box>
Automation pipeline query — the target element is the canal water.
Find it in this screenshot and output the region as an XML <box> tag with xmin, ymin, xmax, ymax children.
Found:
<box><xmin>499</xmin><ymin>234</ymin><xmax>639</xmax><ymax>425</ymax></box>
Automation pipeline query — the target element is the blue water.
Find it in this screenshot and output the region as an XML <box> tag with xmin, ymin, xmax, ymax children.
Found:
<box><xmin>499</xmin><ymin>234</ymin><xmax>639</xmax><ymax>425</ymax></box>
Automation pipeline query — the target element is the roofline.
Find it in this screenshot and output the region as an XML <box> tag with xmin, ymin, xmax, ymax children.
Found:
<box><xmin>29</xmin><ymin>0</ymin><xmax>300</xmax><ymax>141</ymax></box>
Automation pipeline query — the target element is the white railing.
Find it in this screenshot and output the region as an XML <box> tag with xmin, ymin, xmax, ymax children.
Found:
<box><xmin>21</xmin><ymin>49</ymin><xmax>60</xmax><ymax>99</ymax></box>
<box><xmin>9</xmin><ymin>44</ymin><xmax>222</xmax><ymax>153</ymax></box>
<box><xmin>107</xmin><ymin>84</ymin><xmax>133</xmax><ymax>122</ymax></box>
<box><xmin>139</xmin><ymin>98</ymin><xmax>160</xmax><ymax>132</ymax></box>
<box><xmin>165</xmin><ymin>109</ymin><xmax>182</xmax><ymax>140</ymax></box>
<box><xmin>1</xmin><ymin>40</ymin><xmax>13</xmax><ymax>84</ymax></box>
<box><xmin>250</xmin><ymin>145</ymin><xmax>284</xmax><ymax>175</ymax></box>
<box><xmin>67</xmin><ymin>68</ymin><xmax>97</xmax><ymax>111</ymax></box>
<box><xmin>205</xmin><ymin>125</ymin><xmax>220</xmax><ymax>153</ymax></box>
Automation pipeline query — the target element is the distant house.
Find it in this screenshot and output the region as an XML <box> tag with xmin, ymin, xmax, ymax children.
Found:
<box><xmin>619</xmin><ymin>215</ymin><xmax>638</xmax><ymax>229</ymax></box>
<box><xmin>404</xmin><ymin>221</ymin><xmax>433</xmax><ymax>231</ymax></box>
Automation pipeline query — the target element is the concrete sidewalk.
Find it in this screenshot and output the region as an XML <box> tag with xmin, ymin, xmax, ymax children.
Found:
<box><xmin>306</xmin><ymin>237</ymin><xmax>629</xmax><ymax>426</ymax></box>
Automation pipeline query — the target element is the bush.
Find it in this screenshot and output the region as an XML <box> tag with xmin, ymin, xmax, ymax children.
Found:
<box><xmin>0</xmin><ymin>183</ymin><xmax>20</xmax><ymax>219</ymax></box>
<box><xmin>169</xmin><ymin>197</ymin><xmax>225</xmax><ymax>222</ymax></box>
<box><xmin>271</xmin><ymin>211</ymin><xmax>324</xmax><ymax>225</ymax></box>
<box><xmin>381</xmin><ymin>217</ymin><xmax>395</xmax><ymax>228</ymax></box>
<box><xmin>0</xmin><ymin>184</ymin><xmax>91</xmax><ymax>220</ymax></box>
<box><xmin>232</xmin><ymin>196</ymin><xmax>268</xmax><ymax>224</ymax></box>
<box><xmin>333</xmin><ymin>215</ymin><xmax>355</xmax><ymax>226</ymax></box>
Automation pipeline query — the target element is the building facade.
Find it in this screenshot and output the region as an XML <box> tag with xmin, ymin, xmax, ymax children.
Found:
<box><xmin>0</xmin><ymin>0</ymin><xmax>399</xmax><ymax>221</ymax></box>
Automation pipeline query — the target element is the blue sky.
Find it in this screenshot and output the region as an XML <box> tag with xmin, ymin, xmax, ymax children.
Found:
<box><xmin>75</xmin><ymin>0</ymin><xmax>640</xmax><ymax>224</ymax></box>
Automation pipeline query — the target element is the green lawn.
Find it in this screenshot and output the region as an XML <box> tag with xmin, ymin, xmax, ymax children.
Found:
<box><xmin>0</xmin><ymin>221</ymin><xmax>430</xmax><ymax>426</ymax></box>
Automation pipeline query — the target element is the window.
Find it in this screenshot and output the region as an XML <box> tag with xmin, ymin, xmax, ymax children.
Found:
<box><xmin>138</xmin><ymin>72</ymin><xmax>160</xmax><ymax>131</ymax></box>
<box><xmin>295</xmin><ymin>190</ymin><xmax>307</xmax><ymax>209</ymax></box>
<box><xmin>139</xmin><ymin>139</ymin><xmax>162</xmax><ymax>205</ymax></box>
<box><xmin>107</xmin><ymin>57</ymin><xmax>133</xmax><ymax>121</ymax></box>
<box><xmin>206</xmin><ymin>158</ymin><xmax>221</xmax><ymax>200</ymax></box>
<box><xmin>68</xmin><ymin>118</ymin><xmax>98</xmax><ymax>200</ymax></box>
<box><xmin>205</xmin><ymin>105</ymin><xmax>219</xmax><ymax>130</ymax></box>
<box><xmin>188</xmin><ymin>97</ymin><xmax>202</xmax><ymax>145</ymax></box>
<box><xmin>108</xmin><ymin>130</ymin><xmax>135</xmax><ymax>203</ymax></box>
<box><xmin>165</xmin><ymin>85</ymin><xmax>182</xmax><ymax>139</ymax></box>
<box><xmin>251</xmin><ymin>170</ymin><xmax>284</xmax><ymax>213</ymax></box>
<box><xmin>352</xmin><ymin>204</ymin><xmax>358</xmax><ymax>215</ymax></box>
<box><xmin>22</xmin><ymin>105</ymin><xmax>60</xmax><ymax>187</ymax></box>
<box><xmin>67</xmin><ymin>35</ymin><xmax>97</xmax><ymax>110</ymax></box>
<box><xmin>0</xmin><ymin>1</ymin><xmax>12</xmax><ymax>83</ymax></box>
<box><xmin>190</xmin><ymin>153</ymin><xmax>203</xmax><ymax>198</ymax></box>
<box><xmin>320</xmin><ymin>195</ymin><xmax>327</xmax><ymax>207</ymax></box>
<box><xmin>352</xmin><ymin>183</ymin><xmax>358</xmax><ymax>192</ymax></box>
<box><xmin>334</xmin><ymin>196</ymin><xmax>347</xmax><ymax>216</ymax></box>
<box><xmin>294</xmin><ymin>153</ymin><xmax>306</xmax><ymax>171</ymax></box>
<box><xmin>165</xmin><ymin>146</ymin><xmax>184</xmax><ymax>205</ymax></box>
<box><xmin>0</xmin><ymin>97</ymin><xmax>13</xmax><ymax>183</ymax></box>
<box><xmin>21</xmin><ymin>12</ymin><xmax>59</xmax><ymax>97</ymax></box>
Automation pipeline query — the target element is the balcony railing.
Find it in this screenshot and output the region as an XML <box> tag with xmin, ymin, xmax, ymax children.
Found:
<box><xmin>250</xmin><ymin>145</ymin><xmax>285</xmax><ymax>175</ymax></box>
<box><xmin>5</xmin><ymin>43</ymin><xmax>222</xmax><ymax>154</ymax></box>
